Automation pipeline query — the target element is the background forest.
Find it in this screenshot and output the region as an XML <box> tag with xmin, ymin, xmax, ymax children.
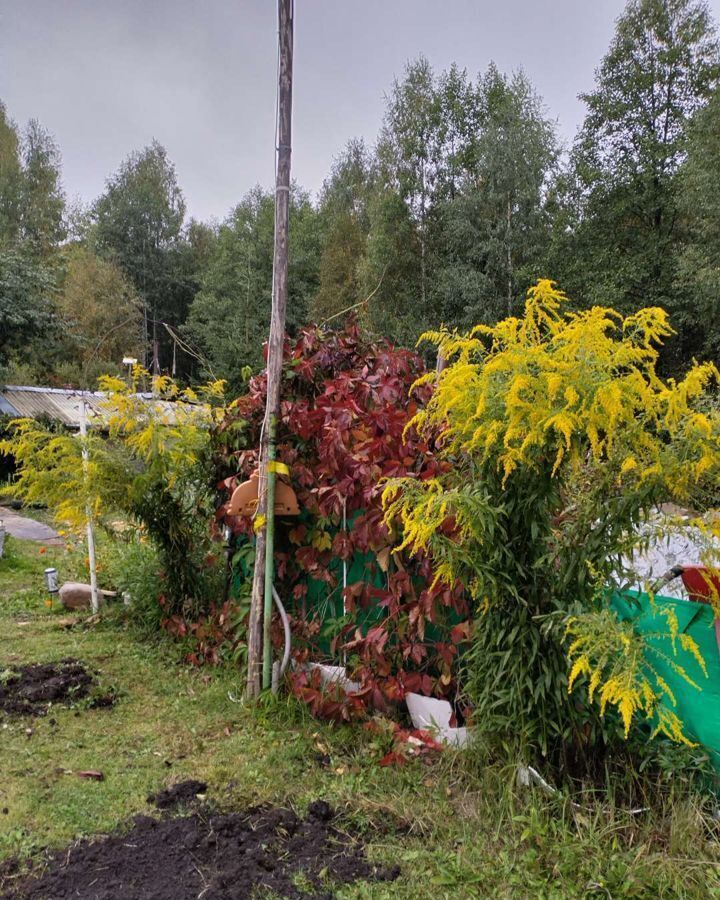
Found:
<box><xmin>2</xmin><ymin>0</ymin><xmax>720</xmax><ymax>390</ymax></box>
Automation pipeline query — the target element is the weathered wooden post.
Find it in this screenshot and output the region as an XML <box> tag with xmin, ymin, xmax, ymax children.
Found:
<box><xmin>246</xmin><ymin>0</ymin><xmax>294</xmax><ymax>698</ymax></box>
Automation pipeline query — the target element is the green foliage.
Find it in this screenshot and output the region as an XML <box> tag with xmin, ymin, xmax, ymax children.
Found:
<box><xmin>98</xmin><ymin>370</ymin><xmax>227</xmax><ymax>618</ymax></box>
<box><xmin>5</xmin><ymin>1</ymin><xmax>720</xmax><ymax>385</ymax></box>
<box><xmin>3</xmin><ymin>556</ymin><xmax>720</xmax><ymax>897</ymax></box>
<box><xmin>565</xmin><ymin>607</ymin><xmax>707</xmax><ymax>744</ymax></box>
<box><xmin>0</xmin><ymin>418</ymin><xmax>130</xmax><ymax>529</ymax></box>
<box><xmin>19</xmin><ymin>119</ymin><xmax>65</xmax><ymax>257</ymax></box>
<box><xmin>363</xmin><ymin>57</ymin><xmax>559</xmax><ymax>344</ymax></box>
<box><xmin>183</xmin><ymin>185</ymin><xmax>320</xmax><ymax>385</ymax></box>
<box><xmin>312</xmin><ymin>139</ymin><xmax>375</xmax><ymax>323</ymax></box>
<box><xmin>0</xmin><ymin>102</ymin><xmax>23</xmax><ymax>246</ymax></box>
<box><xmin>130</xmin><ymin>470</ymin><xmax>224</xmax><ymax>620</ymax></box>
<box><xmin>93</xmin><ymin>141</ymin><xmax>193</xmax><ymax>373</ymax></box>
<box><xmin>0</xmin><ymin>104</ymin><xmax>64</xmax><ymax>370</ymax></box>
<box><xmin>0</xmin><ymin>534</ymin><xmax>46</xmax><ymax>596</ymax></box>
<box><xmin>0</xmin><ymin>249</ymin><xmax>56</xmax><ymax>366</ymax></box>
<box><xmin>105</xmin><ymin>535</ymin><xmax>166</xmax><ymax>635</ymax></box>
<box><xmin>579</xmin><ymin>0</ymin><xmax>718</xmax><ymax>181</ymax></box>
<box><xmin>675</xmin><ymin>86</ymin><xmax>720</xmax><ymax>361</ymax></box>
<box><xmin>366</xmin><ymin>55</ymin><xmax>444</xmax><ymax>336</ymax></box>
<box><xmin>433</xmin><ymin>65</ymin><xmax>558</xmax><ymax>326</ymax></box>
<box><xmin>184</xmin><ymin>187</ymin><xmax>273</xmax><ymax>381</ymax></box>
<box><xmin>549</xmin><ymin>0</ymin><xmax>720</xmax><ymax>370</ymax></box>
<box><xmin>360</xmin><ymin>188</ymin><xmax>423</xmax><ymax>344</ymax></box>
<box><xmin>1</xmin><ymin>370</ymin><xmax>227</xmax><ymax>619</ymax></box>
<box><xmin>384</xmin><ymin>280</ymin><xmax>720</xmax><ymax>767</ymax></box>
<box><xmin>53</xmin><ymin>243</ymin><xmax>143</xmax><ymax>381</ymax></box>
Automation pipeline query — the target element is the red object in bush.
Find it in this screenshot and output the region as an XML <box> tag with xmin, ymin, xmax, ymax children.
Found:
<box><xmin>679</xmin><ymin>565</ymin><xmax>720</xmax><ymax>662</ymax></box>
<box><xmin>680</xmin><ymin>566</ymin><xmax>720</xmax><ymax>604</ymax></box>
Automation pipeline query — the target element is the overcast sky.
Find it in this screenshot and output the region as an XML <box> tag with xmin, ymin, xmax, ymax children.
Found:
<box><xmin>2</xmin><ymin>0</ymin><xmax>720</xmax><ymax>223</ymax></box>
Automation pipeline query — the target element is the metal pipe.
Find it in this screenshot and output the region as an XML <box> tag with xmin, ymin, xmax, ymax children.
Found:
<box><xmin>262</xmin><ymin>420</ymin><xmax>278</xmax><ymax>690</ymax></box>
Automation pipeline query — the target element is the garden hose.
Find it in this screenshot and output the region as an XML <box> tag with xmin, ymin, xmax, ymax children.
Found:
<box><xmin>272</xmin><ymin>584</ymin><xmax>291</xmax><ymax>677</ymax></box>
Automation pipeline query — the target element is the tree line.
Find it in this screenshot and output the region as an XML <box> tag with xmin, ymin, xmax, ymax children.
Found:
<box><xmin>1</xmin><ymin>0</ymin><xmax>719</xmax><ymax>391</ymax></box>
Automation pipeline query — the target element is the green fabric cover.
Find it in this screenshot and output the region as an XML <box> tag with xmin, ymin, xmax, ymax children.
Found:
<box><xmin>611</xmin><ymin>590</ymin><xmax>720</xmax><ymax>766</ymax></box>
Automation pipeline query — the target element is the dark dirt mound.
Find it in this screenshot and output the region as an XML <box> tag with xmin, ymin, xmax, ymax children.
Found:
<box><xmin>148</xmin><ymin>779</ymin><xmax>207</xmax><ymax>809</ymax></box>
<box><xmin>0</xmin><ymin>659</ymin><xmax>93</xmax><ymax>717</ymax></box>
<box><xmin>1</xmin><ymin>800</ymin><xmax>400</xmax><ymax>900</ymax></box>
<box><xmin>87</xmin><ymin>691</ymin><xmax>117</xmax><ymax>710</ymax></box>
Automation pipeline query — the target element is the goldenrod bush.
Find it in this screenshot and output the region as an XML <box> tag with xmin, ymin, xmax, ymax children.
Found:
<box><xmin>0</xmin><ymin>367</ymin><xmax>227</xmax><ymax>618</ymax></box>
<box><xmin>384</xmin><ymin>280</ymin><xmax>720</xmax><ymax>770</ymax></box>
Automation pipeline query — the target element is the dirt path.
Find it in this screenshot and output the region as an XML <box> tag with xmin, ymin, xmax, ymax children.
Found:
<box><xmin>0</xmin><ymin>508</ymin><xmax>60</xmax><ymax>544</ymax></box>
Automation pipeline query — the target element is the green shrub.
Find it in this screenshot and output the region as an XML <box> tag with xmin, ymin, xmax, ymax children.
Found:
<box><xmin>104</xmin><ymin>539</ymin><xmax>164</xmax><ymax>634</ymax></box>
<box><xmin>0</xmin><ymin>369</ymin><xmax>228</xmax><ymax>625</ymax></box>
<box><xmin>385</xmin><ymin>281</ymin><xmax>720</xmax><ymax>772</ymax></box>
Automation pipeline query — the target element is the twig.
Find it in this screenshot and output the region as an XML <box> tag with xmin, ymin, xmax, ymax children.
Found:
<box><xmin>80</xmin><ymin>314</ymin><xmax>143</xmax><ymax>387</ymax></box>
<box><xmin>162</xmin><ymin>323</ymin><xmax>218</xmax><ymax>381</ymax></box>
<box><xmin>319</xmin><ymin>267</ymin><xmax>387</xmax><ymax>328</ymax></box>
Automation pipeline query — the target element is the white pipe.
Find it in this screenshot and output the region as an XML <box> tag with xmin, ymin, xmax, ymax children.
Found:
<box><xmin>271</xmin><ymin>584</ymin><xmax>291</xmax><ymax>677</ymax></box>
<box><xmin>79</xmin><ymin>399</ymin><xmax>100</xmax><ymax>614</ymax></box>
<box><xmin>229</xmin><ymin>576</ymin><xmax>291</xmax><ymax>702</ymax></box>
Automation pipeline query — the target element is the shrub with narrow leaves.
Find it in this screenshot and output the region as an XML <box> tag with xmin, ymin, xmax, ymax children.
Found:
<box><xmin>384</xmin><ymin>280</ymin><xmax>720</xmax><ymax>762</ymax></box>
<box><xmin>1</xmin><ymin>367</ymin><xmax>227</xmax><ymax>619</ymax></box>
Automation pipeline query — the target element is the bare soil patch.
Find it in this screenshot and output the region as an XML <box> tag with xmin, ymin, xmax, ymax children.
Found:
<box><xmin>148</xmin><ymin>778</ymin><xmax>208</xmax><ymax>809</ymax></box>
<box><xmin>0</xmin><ymin>659</ymin><xmax>93</xmax><ymax>717</ymax></box>
<box><xmin>1</xmin><ymin>793</ymin><xmax>400</xmax><ymax>899</ymax></box>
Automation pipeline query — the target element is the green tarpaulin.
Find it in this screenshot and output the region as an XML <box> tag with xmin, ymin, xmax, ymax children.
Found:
<box><xmin>612</xmin><ymin>590</ymin><xmax>720</xmax><ymax>767</ymax></box>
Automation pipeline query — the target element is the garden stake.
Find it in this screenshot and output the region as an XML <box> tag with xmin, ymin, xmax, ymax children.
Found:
<box><xmin>79</xmin><ymin>398</ymin><xmax>100</xmax><ymax>614</ymax></box>
<box><xmin>262</xmin><ymin>426</ymin><xmax>278</xmax><ymax>691</ymax></box>
<box><xmin>342</xmin><ymin>497</ymin><xmax>348</xmax><ymax>666</ymax></box>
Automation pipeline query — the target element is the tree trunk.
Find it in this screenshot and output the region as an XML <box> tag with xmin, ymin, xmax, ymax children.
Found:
<box><xmin>152</xmin><ymin>337</ymin><xmax>160</xmax><ymax>376</ymax></box>
<box><xmin>246</xmin><ymin>0</ymin><xmax>294</xmax><ymax>699</ymax></box>
<box><xmin>506</xmin><ymin>197</ymin><xmax>513</xmax><ymax>317</ymax></box>
<box><xmin>420</xmin><ymin>159</ymin><xmax>427</xmax><ymax>311</ymax></box>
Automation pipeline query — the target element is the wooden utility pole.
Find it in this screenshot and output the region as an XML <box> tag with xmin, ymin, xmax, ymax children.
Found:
<box><xmin>246</xmin><ymin>0</ymin><xmax>294</xmax><ymax>698</ymax></box>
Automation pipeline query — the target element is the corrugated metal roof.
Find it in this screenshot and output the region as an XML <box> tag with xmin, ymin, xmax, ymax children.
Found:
<box><xmin>0</xmin><ymin>386</ymin><xmax>188</xmax><ymax>428</ymax></box>
<box><xmin>0</xmin><ymin>386</ymin><xmax>107</xmax><ymax>426</ymax></box>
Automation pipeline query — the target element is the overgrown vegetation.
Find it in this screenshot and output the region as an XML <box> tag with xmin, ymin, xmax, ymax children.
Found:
<box><xmin>3</xmin><ymin>535</ymin><xmax>720</xmax><ymax>899</ymax></box>
<box><xmin>0</xmin><ymin>369</ymin><xmax>227</xmax><ymax>624</ymax></box>
<box><xmin>3</xmin><ymin>1</ymin><xmax>720</xmax><ymax>891</ymax></box>
<box><xmin>213</xmin><ymin>323</ymin><xmax>471</xmax><ymax>718</ymax></box>
<box><xmin>384</xmin><ymin>280</ymin><xmax>720</xmax><ymax>773</ymax></box>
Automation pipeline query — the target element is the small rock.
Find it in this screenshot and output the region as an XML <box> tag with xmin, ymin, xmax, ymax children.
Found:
<box><xmin>58</xmin><ymin>583</ymin><xmax>93</xmax><ymax>610</ymax></box>
<box><xmin>58</xmin><ymin>583</ymin><xmax>116</xmax><ymax>610</ymax></box>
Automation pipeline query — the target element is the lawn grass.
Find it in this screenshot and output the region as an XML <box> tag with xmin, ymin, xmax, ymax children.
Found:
<box><xmin>2</xmin><ymin>533</ymin><xmax>720</xmax><ymax>897</ymax></box>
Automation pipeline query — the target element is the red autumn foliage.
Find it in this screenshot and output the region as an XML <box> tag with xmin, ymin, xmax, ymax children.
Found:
<box><xmin>363</xmin><ymin>718</ymin><xmax>445</xmax><ymax>766</ymax></box>
<box><xmin>161</xmin><ymin>596</ymin><xmax>246</xmax><ymax>667</ymax></box>
<box><xmin>212</xmin><ymin>322</ymin><xmax>471</xmax><ymax>719</ymax></box>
